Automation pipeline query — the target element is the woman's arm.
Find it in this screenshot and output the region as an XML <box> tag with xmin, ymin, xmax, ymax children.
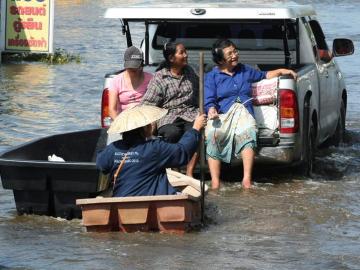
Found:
<box><xmin>204</xmin><ymin>71</ymin><xmax>219</xmax><ymax>119</ymax></box>
<box><xmin>266</xmin><ymin>68</ymin><xmax>297</xmax><ymax>80</ymax></box>
<box><xmin>108</xmin><ymin>90</ymin><xmax>119</xmax><ymax>120</ymax></box>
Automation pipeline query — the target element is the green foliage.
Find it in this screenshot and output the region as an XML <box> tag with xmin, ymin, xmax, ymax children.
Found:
<box><xmin>2</xmin><ymin>48</ymin><xmax>81</xmax><ymax>64</ymax></box>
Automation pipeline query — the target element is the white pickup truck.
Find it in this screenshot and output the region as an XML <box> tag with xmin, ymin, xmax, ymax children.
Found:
<box><xmin>100</xmin><ymin>4</ymin><xmax>354</xmax><ymax>175</ymax></box>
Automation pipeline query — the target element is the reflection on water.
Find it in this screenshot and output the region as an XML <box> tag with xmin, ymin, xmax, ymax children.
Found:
<box><xmin>0</xmin><ymin>63</ymin><xmax>55</xmax><ymax>146</ymax></box>
<box><xmin>1</xmin><ymin>0</ymin><xmax>360</xmax><ymax>269</ymax></box>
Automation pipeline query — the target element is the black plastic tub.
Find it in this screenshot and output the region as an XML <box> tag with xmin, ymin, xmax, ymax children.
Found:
<box><xmin>0</xmin><ymin>128</ymin><xmax>109</xmax><ymax>219</ymax></box>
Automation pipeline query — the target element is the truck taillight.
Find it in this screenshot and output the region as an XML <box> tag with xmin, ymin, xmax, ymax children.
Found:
<box><xmin>280</xmin><ymin>89</ymin><xmax>299</xmax><ymax>133</ymax></box>
<box><xmin>101</xmin><ymin>88</ymin><xmax>112</xmax><ymax>128</ymax></box>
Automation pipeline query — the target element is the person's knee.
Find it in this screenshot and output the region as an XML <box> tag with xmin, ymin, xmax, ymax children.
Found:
<box><xmin>241</xmin><ymin>144</ymin><xmax>256</xmax><ymax>158</ymax></box>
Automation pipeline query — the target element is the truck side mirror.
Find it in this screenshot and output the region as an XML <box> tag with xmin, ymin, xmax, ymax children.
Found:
<box><xmin>333</xmin><ymin>38</ymin><xmax>354</xmax><ymax>57</ymax></box>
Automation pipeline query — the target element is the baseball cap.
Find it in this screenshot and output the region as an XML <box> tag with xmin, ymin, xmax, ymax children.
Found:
<box><xmin>124</xmin><ymin>46</ymin><xmax>143</xmax><ymax>69</ymax></box>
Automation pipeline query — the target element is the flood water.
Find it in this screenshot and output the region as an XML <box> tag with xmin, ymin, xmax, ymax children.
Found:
<box><xmin>1</xmin><ymin>0</ymin><xmax>360</xmax><ymax>269</ymax></box>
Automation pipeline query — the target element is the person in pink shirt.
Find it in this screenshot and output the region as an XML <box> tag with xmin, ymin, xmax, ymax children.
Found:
<box><xmin>108</xmin><ymin>46</ymin><xmax>153</xmax><ymax>120</ymax></box>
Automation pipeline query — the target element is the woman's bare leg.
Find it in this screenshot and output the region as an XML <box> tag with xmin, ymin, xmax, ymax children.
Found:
<box><xmin>208</xmin><ymin>157</ymin><xmax>221</xmax><ymax>189</ymax></box>
<box><xmin>186</xmin><ymin>152</ymin><xmax>198</xmax><ymax>177</ymax></box>
<box><xmin>241</xmin><ymin>147</ymin><xmax>255</xmax><ymax>189</ymax></box>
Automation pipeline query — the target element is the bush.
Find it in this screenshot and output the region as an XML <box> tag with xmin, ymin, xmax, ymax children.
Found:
<box><xmin>1</xmin><ymin>48</ymin><xmax>81</xmax><ymax>64</ymax></box>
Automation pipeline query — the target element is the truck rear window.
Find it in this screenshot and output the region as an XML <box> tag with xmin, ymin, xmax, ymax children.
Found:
<box><xmin>153</xmin><ymin>20</ymin><xmax>296</xmax><ymax>51</ymax></box>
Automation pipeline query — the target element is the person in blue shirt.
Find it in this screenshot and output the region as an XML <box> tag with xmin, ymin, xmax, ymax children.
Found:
<box><xmin>96</xmin><ymin>105</ymin><xmax>207</xmax><ymax>197</ymax></box>
<box><xmin>204</xmin><ymin>39</ymin><xmax>297</xmax><ymax>190</ymax></box>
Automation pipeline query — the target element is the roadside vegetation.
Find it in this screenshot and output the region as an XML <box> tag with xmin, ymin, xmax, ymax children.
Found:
<box><xmin>1</xmin><ymin>48</ymin><xmax>81</xmax><ymax>64</ymax></box>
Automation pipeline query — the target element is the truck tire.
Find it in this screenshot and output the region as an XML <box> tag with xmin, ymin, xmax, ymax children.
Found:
<box><xmin>303</xmin><ymin>124</ymin><xmax>315</xmax><ymax>177</ymax></box>
<box><xmin>330</xmin><ymin>100</ymin><xmax>346</xmax><ymax>146</ymax></box>
<box><xmin>299</xmin><ymin>98</ymin><xmax>315</xmax><ymax>177</ymax></box>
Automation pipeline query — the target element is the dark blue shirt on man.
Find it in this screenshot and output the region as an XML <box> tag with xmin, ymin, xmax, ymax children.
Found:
<box><xmin>96</xmin><ymin>129</ymin><xmax>200</xmax><ymax>197</ymax></box>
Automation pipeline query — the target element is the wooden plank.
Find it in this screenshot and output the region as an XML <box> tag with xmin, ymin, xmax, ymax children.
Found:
<box><xmin>76</xmin><ymin>194</ymin><xmax>199</xmax><ymax>205</ymax></box>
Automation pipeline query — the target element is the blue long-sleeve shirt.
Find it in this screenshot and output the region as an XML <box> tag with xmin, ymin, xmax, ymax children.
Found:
<box><xmin>96</xmin><ymin>128</ymin><xmax>200</xmax><ymax>197</ymax></box>
<box><xmin>204</xmin><ymin>64</ymin><xmax>267</xmax><ymax>117</ymax></box>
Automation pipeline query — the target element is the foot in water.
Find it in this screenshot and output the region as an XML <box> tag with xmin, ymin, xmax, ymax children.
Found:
<box><xmin>211</xmin><ymin>178</ymin><xmax>221</xmax><ymax>190</ymax></box>
<box><xmin>242</xmin><ymin>179</ymin><xmax>252</xmax><ymax>189</ymax></box>
<box><xmin>208</xmin><ymin>188</ymin><xmax>221</xmax><ymax>196</ymax></box>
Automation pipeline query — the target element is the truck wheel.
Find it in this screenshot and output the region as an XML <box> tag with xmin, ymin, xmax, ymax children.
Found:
<box><xmin>331</xmin><ymin>100</ymin><xmax>346</xmax><ymax>146</ymax></box>
<box><xmin>303</xmin><ymin>124</ymin><xmax>315</xmax><ymax>177</ymax></box>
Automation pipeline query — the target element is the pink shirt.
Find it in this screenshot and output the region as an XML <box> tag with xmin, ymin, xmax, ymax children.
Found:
<box><xmin>110</xmin><ymin>72</ymin><xmax>153</xmax><ymax>113</ymax></box>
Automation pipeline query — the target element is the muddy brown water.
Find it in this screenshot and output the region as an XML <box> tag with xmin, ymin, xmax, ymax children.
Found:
<box><xmin>1</xmin><ymin>0</ymin><xmax>360</xmax><ymax>269</ymax></box>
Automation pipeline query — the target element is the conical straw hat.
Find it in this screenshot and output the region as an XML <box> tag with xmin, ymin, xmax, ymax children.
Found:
<box><xmin>107</xmin><ymin>105</ymin><xmax>168</xmax><ymax>134</ymax></box>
